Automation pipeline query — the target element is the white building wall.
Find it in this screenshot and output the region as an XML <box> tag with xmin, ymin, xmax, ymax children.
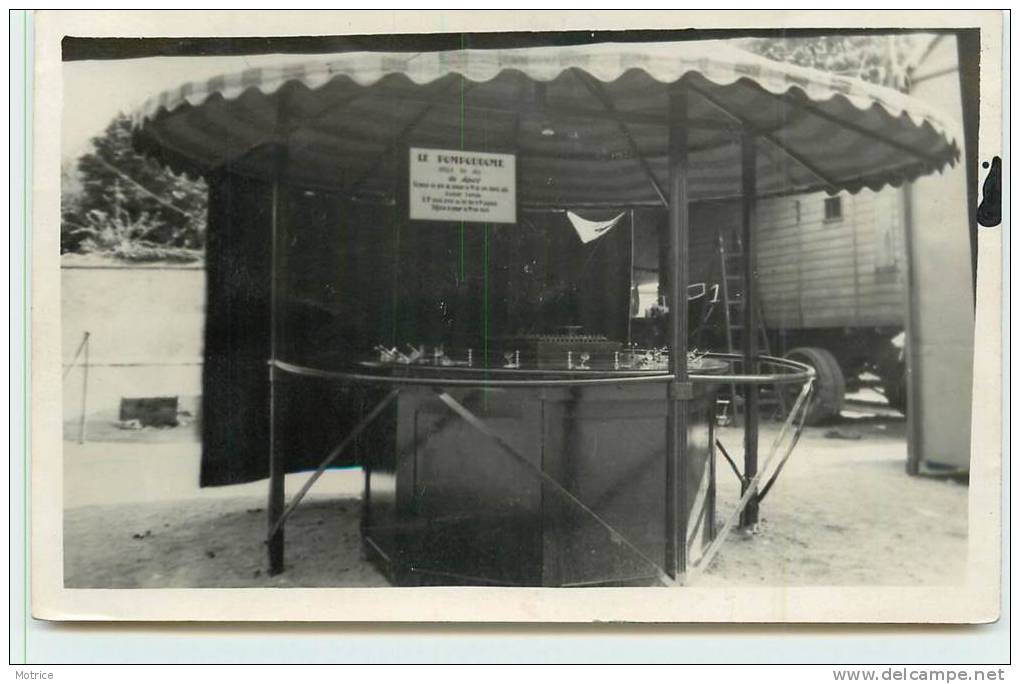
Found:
<box><xmin>61</xmin><ymin>260</ymin><xmax>206</xmax><ymax>424</ymax></box>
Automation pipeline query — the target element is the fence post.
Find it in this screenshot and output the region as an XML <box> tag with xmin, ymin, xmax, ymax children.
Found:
<box><xmin>78</xmin><ymin>331</ymin><xmax>91</xmax><ymax>444</ymax></box>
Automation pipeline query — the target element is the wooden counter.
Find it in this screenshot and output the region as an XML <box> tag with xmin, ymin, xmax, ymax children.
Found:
<box><xmin>361</xmin><ymin>371</ymin><xmax>720</xmax><ymax>586</ymax></box>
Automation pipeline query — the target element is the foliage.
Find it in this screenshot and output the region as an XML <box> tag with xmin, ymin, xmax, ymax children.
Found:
<box><xmin>66</xmin><ymin>201</ymin><xmax>203</xmax><ymax>263</ymax></box>
<box><xmin>61</xmin><ymin>114</ymin><xmax>207</xmax><ymax>260</ymax></box>
<box><xmin>741</xmin><ymin>34</ymin><xmax>923</xmax><ymax>91</ymax></box>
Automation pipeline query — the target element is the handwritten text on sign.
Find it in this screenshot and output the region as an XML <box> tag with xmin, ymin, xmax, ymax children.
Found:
<box><xmin>409</xmin><ymin>148</ymin><xmax>516</xmax><ymax>224</ymax></box>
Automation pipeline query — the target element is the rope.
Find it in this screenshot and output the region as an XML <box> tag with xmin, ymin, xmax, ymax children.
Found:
<box><xmin>61</xmin><ymin>331</ymin><xmax>90</xmax><ymax>381</ymax></box>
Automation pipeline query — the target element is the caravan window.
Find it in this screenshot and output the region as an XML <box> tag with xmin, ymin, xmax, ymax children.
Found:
<box><xmin>824</xmin><ymin>196</ymin><xmax>843</xmax><ymax>223</ymax></box>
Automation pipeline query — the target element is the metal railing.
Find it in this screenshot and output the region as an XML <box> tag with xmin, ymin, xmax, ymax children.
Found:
<box><xmin>271</xmin><ymin>352</ymin><xmax>815</xmax><ymax>389</ymax></box>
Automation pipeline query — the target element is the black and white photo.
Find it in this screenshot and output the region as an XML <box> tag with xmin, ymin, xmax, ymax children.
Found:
<box><xmin>27</xmin><ymin>10</ymin><xmax>1003</xmax><ymax>623</ymax></box>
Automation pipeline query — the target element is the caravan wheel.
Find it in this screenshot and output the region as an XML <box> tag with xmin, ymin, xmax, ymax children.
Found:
<box><xmin>782</xmin><ymin>347</ymin><xmax>845</xmax><ymax>425</ymax></box>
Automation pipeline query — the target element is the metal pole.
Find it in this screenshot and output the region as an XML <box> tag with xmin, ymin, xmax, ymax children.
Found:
<box><xmin>267</xmin><ymin>388</ymin><xmax>400</xmax><ymax>540</ymax></box>
<box><xmin>740</xmin><ymin>129</ymin><xmax>760</xmax><ymax>528</ymax></box>
<box><xmin>628</xmin><ymin>208</ymin><xmax>635</xmax><ymax>345</ymax></box>
<box><xmin>665</xmin><ymin>83</ymin><xmax>691</xmax><ymax>580</ymax></box>
<box><xmin>78</xmin><ymin>331</ymin><xmax>91</xmax><ymax>444</ymax></box>
<box><xmin>267</xmin><ymin>139</ymin><xmax>289</xmax><ymax>575</ymax></box>
<box><xmin>901</xmin><ymin>181</ymin><xmax>920</xmax><ymax>475</ymax></box>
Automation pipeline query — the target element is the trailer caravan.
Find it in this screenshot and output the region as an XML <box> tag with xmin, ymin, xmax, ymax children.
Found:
<box><xmin>687</xmin><ymin>188</ymin><xmax>910</xmax><ymax>424</ymax></box>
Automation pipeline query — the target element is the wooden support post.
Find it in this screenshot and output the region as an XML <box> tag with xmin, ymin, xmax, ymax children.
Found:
<box><xmin>267</xmin><ymin>141</ymin><xmax>288</xmax><ymax>576</ymax></box>
<box><xmin>362</xmin><ymin>394</ymin><xmax>374</xmax><ymax>529</ymax></box>
<box><xmin>902</xmin><ymin>183</ymin><xmax>920</xmax><ymax>476</ymax></box>
<box><xmin>627</xmin><ymin>209</ymin><xmax>635</xmax><ymax>346</ymax></box>
<box><xmin>665</xmin><ymin>83</ymin><xmax>690</xmax><ymax>579</ymax></box>
<box><xmin>740</xmin><ymin>130</ymin><xmax>760</xmax><ymax>528</ymax></box>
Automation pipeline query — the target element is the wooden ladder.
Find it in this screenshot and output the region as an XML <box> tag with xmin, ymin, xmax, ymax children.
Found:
<box><xmin>714</xmin><ymin>230</ymin><xmax>783</xmax><ymax>425</ymax></box>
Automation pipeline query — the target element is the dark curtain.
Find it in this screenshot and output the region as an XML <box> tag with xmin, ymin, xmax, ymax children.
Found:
<box><xmin>201</xmin><ymin>173</ymin><xmax>633</xmax><ymax>486</ymax></box>
<box><xmin>200</xmin><ymin>172</ymin><xmax>273</xmax><ymax>486</ymax></box>
<box><xmin>201</xmin><ymin>176</ymin><xmax>399</xmax><ymax>487</ymax></box>
<box><xmin>349</xmin><ymin>209</ymin><xmax>633</xmax><ymax>358</ymax></box>
<box><xmin>502</xmin><ymin>211</ymin><xmax>632</xmax><ymax>343</ymax></box>
<box><xmin>274</xmin><ymin>191</ymin><xmax>398</xmax><ymax>479</ymax></box>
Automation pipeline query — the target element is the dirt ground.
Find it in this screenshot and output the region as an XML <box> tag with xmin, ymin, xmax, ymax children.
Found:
<box><xmin>703</xmin><ymin>413</ymin><xmax>968</xmax><ymax>586</ymax></box>
<box><xmin>63</xmin><ymin>394</ymin><xmax>968</xmax><ymax>588</ymax></box>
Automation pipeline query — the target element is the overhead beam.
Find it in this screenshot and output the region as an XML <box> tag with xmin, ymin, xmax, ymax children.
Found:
<box><xmin>574</xmin><ymin>69</ymin><xmax>669</xmax><ymax>207</ymax></box>
<box><xmin>519</xmin><ymin>199</ymin><xmax>667</xmax><ymax>210</ymax></box>
<box><xmin>686</xmin><ymin>81</ymin><xmax>841</xmax><ymax>192</ymax></box>
<box><xmin>690</xmin><ymin>80</ymin><xmax>945</xmax><ymax>168</ymax></box>
<box><xmin>756</xmin><ymin>133</ymin><xmax>841</xmax><ymax>193</ymax></box>
<box><xmin>346</xmin><ymin>78</ymin><xmax>472</xmax><ymax>195</ymax></box>
<box><xmin>281</xmin><ymin>93</ymin><xmax>377</xmax><ymax>160</ymax></box>
<box><xmin>752</xmin><ymin>133</ymin><xmax>802</xmax><ymax>189</ymax></box>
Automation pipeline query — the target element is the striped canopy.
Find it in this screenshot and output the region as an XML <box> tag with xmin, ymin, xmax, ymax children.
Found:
<box><xmin>131</xmin><ymin>40</ymin><xmax>961</xmax><ymax>206</ymax></box>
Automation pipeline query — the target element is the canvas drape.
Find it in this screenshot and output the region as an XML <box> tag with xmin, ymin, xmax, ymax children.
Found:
<box><xmin>201</xmin><ymin>173</ymin><xmax>632</xmax><ymax>486</ymax></box>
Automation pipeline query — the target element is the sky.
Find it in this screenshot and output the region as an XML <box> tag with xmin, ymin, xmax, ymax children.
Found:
<box><xmin>62</xmin><ymin>52</ymin><xmax>325</xmax><ymax>162</ymax></box>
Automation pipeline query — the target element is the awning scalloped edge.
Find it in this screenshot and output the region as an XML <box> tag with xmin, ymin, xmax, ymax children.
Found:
<box><xmin>131</xmin><ymin>40</ymin><xmax>964</xmax><ymax>150</ymax></box>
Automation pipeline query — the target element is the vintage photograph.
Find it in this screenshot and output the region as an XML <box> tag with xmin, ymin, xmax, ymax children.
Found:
<box><xmin>43</xmin><ymin>15</ymin><xmax>997</xmax><ymax>617</ymax></box>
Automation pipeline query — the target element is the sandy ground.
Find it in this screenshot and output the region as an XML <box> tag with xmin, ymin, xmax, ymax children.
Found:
<box><xmin>64</xmin><ymin>494</ymin><xmax>389</xmax><ymax>588</ymax></box>
<box><xmin>702</xmin><ymin>417</ymin><xmax>967</xmax><ymax>586</ymax></box>
<box><xmin>64</xmin><ymin>443</ymin><xmax>390</xmax><ymax>587</ymax></box>
<box><xmin>63</xmin><ymin>394</ymin><xmax>968</xmax><ymax>588</ymax></box>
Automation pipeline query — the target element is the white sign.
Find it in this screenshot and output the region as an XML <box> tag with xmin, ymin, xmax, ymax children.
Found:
<box><xmin>409</xmin><ymin>147</ymin><xmax>516</xmax><ymax>224</ymax></box>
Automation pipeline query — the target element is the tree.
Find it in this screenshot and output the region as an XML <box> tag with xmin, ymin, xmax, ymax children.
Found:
<box><xmin>741</xmin><ymin>34</ymin><xmax>923</xmax><ymax>91</ymax></box>
<box><xmin>61</xmin><ymin>113</ymin><xmax>208</xmax><ymax>260</ymax></box>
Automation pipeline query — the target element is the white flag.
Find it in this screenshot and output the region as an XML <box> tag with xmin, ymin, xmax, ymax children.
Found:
<box><xmin>566</xmin><ymin>210</ymin><xmax>625</xmax><ymax>244</ymax></box>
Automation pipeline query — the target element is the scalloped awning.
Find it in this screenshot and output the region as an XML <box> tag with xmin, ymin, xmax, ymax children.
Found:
<box><xmin>131</xmin><ymin>40</ymin><xmax>961</xmax><ymax>205</ymax></box>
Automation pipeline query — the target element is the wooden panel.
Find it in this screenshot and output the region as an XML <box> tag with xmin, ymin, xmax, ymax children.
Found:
<box><xmin>693</xmin><ymin>188</ymin><xmax>907</xmax><ymax>331</ymax></box>
<box><xmin>377</xmin><ymin>382</ymin><xmax>718</xmax><ymax>586</ymax></box>
<box><xmin>790</xmin><ymin>263</ymin><xmax>860</xmax><ymax>279</ymax></box>
<box><xmin>852</xmin><ymin>294</ymin><xmax>901</xmax><ymax>308</ymax></box>
<box><xmin>759</xmin><ymin>233</ymin><xmax>855</xmax><ymax>254</ymax></box>
<box><xmin>802</xmin><ymin>284</ymin><xmax>861</xmax><ymax>299</ymax></box>
<box><xmin>760</xmin><ymin>259</ymin><xmax>858</xmax><ymax>279</ymax></box>
<box><xmin>857</xmin><ymin>284</ymin><xmax>904</xmax><ymax>299</ymax></box>
<box><xmin>758</xmin><ymin>230</ymin><xmax>860</xmax><ymax>251</ymax></box>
